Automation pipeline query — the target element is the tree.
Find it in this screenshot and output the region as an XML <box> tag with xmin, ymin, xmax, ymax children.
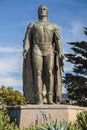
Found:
<box><xmin>0</xmin><ymin>86</ymin><xmax>28</xmax><ymax>106</ymax></box>
<box><xmin>63</xmin><ymin>28</ymin><xmax>87</xmax><ymax>106</ymax></box>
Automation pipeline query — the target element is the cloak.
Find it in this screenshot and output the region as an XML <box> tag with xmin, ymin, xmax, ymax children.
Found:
<box><xmin>23</xmin><ymin>22</ymin><xmax>63</xmax><ymax>104</ymax></box>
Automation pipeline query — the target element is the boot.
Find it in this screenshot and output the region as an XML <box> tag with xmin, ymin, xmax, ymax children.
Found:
<box><xmin>37</xmin><ymin>93</ymin><xmax>43</xmax><ymax>104</ymax></box>
<box><xmin>47</xmin><ymin>92</ymin><xmax>54</xmax><ymax>104</ymax></box>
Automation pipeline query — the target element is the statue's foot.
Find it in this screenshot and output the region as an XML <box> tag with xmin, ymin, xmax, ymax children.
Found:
<box><xmin>37</xmin><ymin>93</ymin><xmax>43</xmax><ymax>104</ymax></box>
<box><xmin>37</xmin><ymin>100</ymin><xmax>43</xmax><ymax>105</ymax></box>
<box><xmin>47</xmin><ymin>92</ymin><xmax>54</xmax><ymax>104</ymax></box>
<box><xmin>55</xmin><ymin>102</ymin><xmax>60</xmax><ymax>104</ymax></box>
<box><xmin>48</xmin><ymin>101</ymin><xmax>54</xmax><ymax>104</ymax></box>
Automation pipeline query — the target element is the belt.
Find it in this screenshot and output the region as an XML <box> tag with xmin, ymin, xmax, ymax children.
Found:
<box><xmin>35</xmin><ymin>42</ymin><xmax>51</xmax><ymax>44</ymax></box>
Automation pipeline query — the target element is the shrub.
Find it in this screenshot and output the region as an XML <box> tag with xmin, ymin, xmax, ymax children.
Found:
<box><xmin>0</xmin><ymin>86</ymin><xmax>28</xmax><ymax>106</ymax></box>
<box><xmin>67</xmin><ymin>122</ymin><xmax>81</xmax><ymax>130</ymax></box>
<box><xmin>76</xmin><ymin>110</ymin><xmax>87</xmax><ymax>130</ymax></box>
<box><xmin>38</xmin><ymin>120</ymin><xmax>68</xmax><ymax>130</ymax></box>
<box><xmin>22</xmin><ymin>125</ymin><xmax>39</xmax><ymax>130</ymax></box>
<box><xmin>67</xmin><ymin>111</ymin><xmax>87</xmax><ymax>130</ymax></box>
<box><xmin>0</xmin><ymin>104</ymin><xmax>19</xmax><ymax>130</ymax></box>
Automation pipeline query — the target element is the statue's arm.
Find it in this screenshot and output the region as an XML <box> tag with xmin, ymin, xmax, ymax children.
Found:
<box><xmin>23</xmin><ymin>22</ymin><xmax>33</xmax><ymax>59</ymax></box>
<box><xmin>54</xmin><ymin>25</ymin><xmax>64</xmax><ymax>71</ymax></box>
<box><xmin>54</xmin><ymin>25</ymin><xmax>63</xmax><ymax>57</ymax></box>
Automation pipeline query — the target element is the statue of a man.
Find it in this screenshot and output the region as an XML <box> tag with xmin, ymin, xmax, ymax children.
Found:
<box><xmin>23</xmin><ymin>5</ymin><xmax>64</xmax><ymax>104</ymax></box>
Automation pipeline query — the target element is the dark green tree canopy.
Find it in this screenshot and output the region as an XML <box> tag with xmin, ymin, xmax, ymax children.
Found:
<box><xmin>64</xmin><ymin>28</ymin><xmax>87</xmax><ymax>105</ymax></box>
<box><xmin>65</xmin><ymin>41</ymin><xmax>87</xmax><ymax>75</ymax></box>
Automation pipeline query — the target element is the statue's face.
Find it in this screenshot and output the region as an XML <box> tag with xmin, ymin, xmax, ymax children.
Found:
<box><xmin>38</xmin><ymin>5</ymin><xmax>48</xmax><ymax>18</ymax></box>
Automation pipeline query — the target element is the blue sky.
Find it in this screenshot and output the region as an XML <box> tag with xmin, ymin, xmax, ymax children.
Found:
<box><xmin>0</xmin><ymin>0</ymin><xmax>87</xmax><ymax>93</ymax></box>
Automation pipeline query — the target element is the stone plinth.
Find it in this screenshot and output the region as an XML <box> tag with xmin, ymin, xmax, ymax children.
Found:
<box><xmin>7</xmin><ymin>105</ymin><xmax>87</xmax><ymax>128</ymax></box>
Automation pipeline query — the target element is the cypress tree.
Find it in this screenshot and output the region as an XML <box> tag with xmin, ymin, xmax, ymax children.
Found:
<box><xmin>63</xmin><ymin>28</ymin><xmax>87</xmax><ymax>106</ymax></box>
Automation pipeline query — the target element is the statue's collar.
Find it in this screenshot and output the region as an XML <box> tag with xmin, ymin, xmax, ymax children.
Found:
<box><xmin>36</xmin><ymin>21</ymin><xmax>50</xmax><ymax>26</ymax></box>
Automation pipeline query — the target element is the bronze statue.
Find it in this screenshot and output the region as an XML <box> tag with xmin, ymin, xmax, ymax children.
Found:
<box><xmin>23</xmin><ymin>5</ymin><xmax>64</xmax><ymax>104</ymax></box>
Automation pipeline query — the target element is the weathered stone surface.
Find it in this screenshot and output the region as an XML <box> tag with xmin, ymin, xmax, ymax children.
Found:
<box><xmin>23</xmin><ymin>5</ymin><xmax>64</xmax><ymax>104</ymax></box>
<box><xmin>8</xmin><ymin>105</ymin><xmax>87</xmax><ymax>128</ymax></box>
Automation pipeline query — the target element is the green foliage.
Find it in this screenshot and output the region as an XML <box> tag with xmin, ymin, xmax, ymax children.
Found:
<box><xmin>64</xmin><ymin>28</ymin><xmax>87</xmax><ymax>105</ymax></box>
<box><xmin>76</xmin><ymin>111</ymin><xmax>87</xmax><ymax>130</ymax></box>
<box><xmin>63</xmin><ymin>73</ymin><xmax>87</xmax><ymax>101</ymax></box>
<box><xmin>0</xmin><ymin>85</ymin><xmax>28</xmax><ymax>106</ymax></box>
<box><xmin>0</xmin><ymin>104</ymin><xmax>19</xmax><ymax>130</ymax></box>
<box><xmin>22</xmin><ymin>125</ymin><xmax>39</xmax><ymax>130</ymax></box>
<box><xmin>84</xmin><ymin>27</ymin><xmax>87</xmax><ymax>35</ymax></box>
<box><xmin>67</xmin><ymin>111</ymin><xmax>87</xmax><ymax>130</ymax></box>
<box><xmin>38</xmin><ymin>120</ymin><xmax>68</xmax><ymax>130</ymax></box>
<box><xmin>67</xmin><ymin>122</ymin><xmax>81</xmax><ymax>130</ymax></box>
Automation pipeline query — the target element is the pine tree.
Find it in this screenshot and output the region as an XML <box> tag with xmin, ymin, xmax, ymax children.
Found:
<box><xmin>63</xmin><ymin>28</ymin><xmax>87</xmax><ymax>106</ymax></box>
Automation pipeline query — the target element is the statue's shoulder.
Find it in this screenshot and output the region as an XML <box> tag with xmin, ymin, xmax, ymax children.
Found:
<box><xmin>28</xmin><ymin>22</ymin><xmax>41</xmax><ymax>28</ymax></box>
<box><xmin>27</xmin><ymin>22</ymin><xmax>35</xmax><ymax>29</ymax></box>
<box><xmin>52</xmin><ymin>23</ymin><xmax>59</xmax><ymax>30</ymax></box>
<box><xmin>48</xmin><ymin>22</ymin><xmax>59</xmax><ymax>30</ymax></box>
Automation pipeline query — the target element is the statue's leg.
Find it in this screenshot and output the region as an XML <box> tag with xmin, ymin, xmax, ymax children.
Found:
<box><xmin>32</xmin><ymin>54</ymin><xmax>43</xmax><ymax>104</ymax></box>
<box><xmin>44</xmin><ymin>55</ymin><xmax>54</xmax><ymax>104</ymax></box>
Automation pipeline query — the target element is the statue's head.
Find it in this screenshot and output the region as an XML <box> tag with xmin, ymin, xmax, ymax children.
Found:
<box><xmin>38</xmin><ymin>5</ymin><xmax>48</xmax><ymax>20</ymax></box>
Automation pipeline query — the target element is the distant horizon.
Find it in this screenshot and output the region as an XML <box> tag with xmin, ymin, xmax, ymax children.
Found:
<box><xmin>0</xmin><ymin>0</ymin><xmax>87</xmax><ymax>93</ymax></box>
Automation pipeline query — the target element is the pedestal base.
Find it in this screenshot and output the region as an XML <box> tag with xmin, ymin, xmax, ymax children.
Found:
<box><xmin>8</xmin><ymin>104</ymin><xmax>87</xmax><ymax>128</ymax></box>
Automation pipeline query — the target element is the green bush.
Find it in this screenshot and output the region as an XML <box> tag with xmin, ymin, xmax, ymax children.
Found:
<box><xmin>67</xmin><ymin>111</ymin><xmax>87</xmax><ymax>130</ymax></box>
<box><xmin>67</xmin><ymin>122</ymin><xmax>81</xmax><ymax>130</ymax></box>
<box><xmin>22</xmin><ymin>125</ymin><xmax>39</xmax><ymax>130</ymax></box>
<box><xmin>76</xmin><ymin>111</ymin><xmax>87</xmax><ymax>130</ymax></box>
<box><xmin>0</xmin><ymin>86</ymin><xmax>28</xmax><ymax>106</ymax></box>
<box><xmin>0</xmin><ymin>105</ymin><xmax>19</xmax><ymax>130</ymax></box>
<box><xmin>38</xmin><ymin>120</ymin><xmax>68</xmax><ymax>130</ymax></box>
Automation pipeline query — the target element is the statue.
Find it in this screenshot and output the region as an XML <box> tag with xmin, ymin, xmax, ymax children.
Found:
<box><xmin>23</xmin><ymin>5</ymin><xmax>64</xmax><ymax>104</ymax></box>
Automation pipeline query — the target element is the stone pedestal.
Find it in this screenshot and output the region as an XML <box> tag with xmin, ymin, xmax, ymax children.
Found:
<box><xmin>8</xmin><ymin>105</ymin><xmax>87</xmax><ymax>128</ymax></box>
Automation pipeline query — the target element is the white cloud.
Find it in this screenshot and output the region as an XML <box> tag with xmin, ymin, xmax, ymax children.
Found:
<box><xmin>69</xmin><ymin>21</ymin><xmax>85</xmax><ymax>41</ymax></box>
<box><xmin>62</xmin><ymin>21</ymin><xmax>87</xmax><ymax>79</ymax></box>
<box><xmin>0</xmin><ymin>47</ymin><xmax>22</xmax><ymax>53</ymax></box>
<box><xmin>0</xmin><ymin>47</ymin><xmax>23</xmax><ymax>75</ymax></box>
<box><xmin>0</xmin><ymin>57</ymin><xmax>22</xmax><ymax>75</ymax></box>
<box><xmin>0</xmin><ymin>77</ymin><xmax>22</xmax><ymax>87</ymax></box>
<box><xmin>61</xmin><ymin>21</ymin><xmax>86</xmax><ymax>45</ymax></box>
<box><xmin>0</xmin><ymin>46</ymin><xmax>23</xmax><ymax>92</ymax></box>
<box><xmin>61</xmin><ymin>21</ymin><xmax>86</xmax><ymax>73</ymax></box>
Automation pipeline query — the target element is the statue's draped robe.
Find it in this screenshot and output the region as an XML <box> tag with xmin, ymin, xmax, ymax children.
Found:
<box><xmin>23</xmin><ymin>22</ymin><xmax>63</xmax><ymax>104</ymax></box>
